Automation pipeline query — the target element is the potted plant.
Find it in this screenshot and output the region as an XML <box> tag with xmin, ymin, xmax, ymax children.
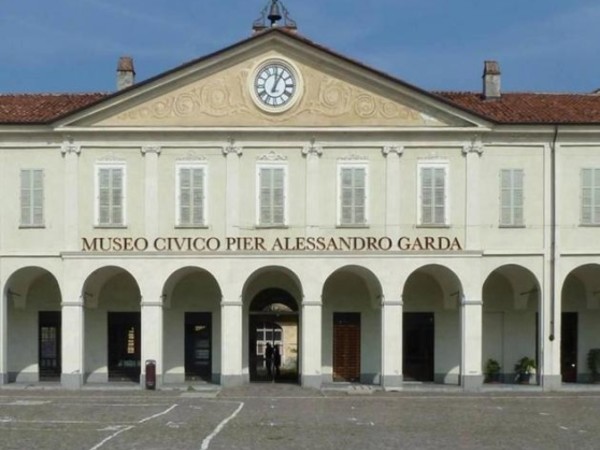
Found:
<box><xmin>587</xmin><ymin>349</ymin><xmax>600</xmax><ymax>383</ymax></box>
<box><xmin>514</xmin><ymin>356</ymin><xmax>536</xmax><ymax>384</ymax></box>
<box><xmin>484</xmin><ymin>358</ymin><xmax>501</xmax><ymax>383</ymax></box>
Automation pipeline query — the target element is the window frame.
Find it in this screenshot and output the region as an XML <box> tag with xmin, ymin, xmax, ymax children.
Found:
<box><xmin>256</xmin><ymin>162</ymin><xmax>288</xmax><ymax>228</ymax></box>
<box><xmin>175</xmin><ymin>162</ymin><xmax>208</xmax><ymax>228</ymax></box>
<box><xmin>581</xmin><ymin>167</ymin><xmax>600</xmax><ymax>226</ymax></box>
<box><xmin>417</xmin><ymin>160</ymin><xmax>449</xmax><ymax>227</ymax></box>
<box><xmin>337</xmin><ymin>161</ymin><xmax>369</xmax><ymax>227</ymax></box>
<box><xmin>94</xmin><ymin>162</ymin><xmax>127</xmax><ymax>228</ymax></box>
<box><xmin>20</xmin><ymin>168</ymin><xmax>45</xmax><ymax>228</ymax></box>
<box><xmin>499</xmin><ymin>168</ymin><xmax>525</xmax><ymax>228</ymax></box>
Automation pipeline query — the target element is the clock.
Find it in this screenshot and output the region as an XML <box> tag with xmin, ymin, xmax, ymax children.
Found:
<box><xmin>252</xmin><ymin>60</ymin><xmax>300</xmax><ymax>112</ymax></box>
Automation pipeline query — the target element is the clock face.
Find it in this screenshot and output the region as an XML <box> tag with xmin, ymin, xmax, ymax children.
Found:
<box><xmin>254</xmin><ymin>63</ymin><xmax>297</xmax><ymax>108</ymax></box>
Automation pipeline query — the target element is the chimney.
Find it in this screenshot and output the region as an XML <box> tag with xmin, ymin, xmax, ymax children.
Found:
<box><xmin>117</xmin><ymin>56</ymin><xmax>135</xmax><ymax>90</ymax></box>
<box><xmin>482</xmin><ymin>60</ymin><xmax>501</xmax><ymax>99</ymax></box>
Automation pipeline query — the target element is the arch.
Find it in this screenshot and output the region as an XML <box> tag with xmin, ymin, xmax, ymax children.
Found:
<box><xmin>561</xmin><ymin>263</ymin><xmax>600</xmax><ymax>384</ymax></box>
<box><xmin>242</xmin><ymin>265</ymin><xmax>303</xmax><ymax>305</ymax></box>
<box><xmin>161</xmin><ymin>266</ymin><xmax>222</xmax><ymax>385</ymax></box>
<box><xmin>250</xmin><ymin>288</ymin><xmax>298</xmax><ymax>312</ymax></box>
<box><xmin>81</xmin><ymin>265</ymin><xmax>141</xmax><ymax>308</ymax></box>
<box><xmin>402</xmin><ymin>264</ymin><xmax>462</xmax><ymax>385</ymax></box>
<box><xmin>321</xmin><ymin>264</ymin><xmax>383</xmax><ymax>385</ymax></box>
<box><xmin>4</xmin><ymin>266</ymin><xmax>62</xmax><ymax>383</ymax></box>
<box><xmin>482</xmin><ymin>264</ymin><xmax>541</xmax><ymax>385</ymax></box>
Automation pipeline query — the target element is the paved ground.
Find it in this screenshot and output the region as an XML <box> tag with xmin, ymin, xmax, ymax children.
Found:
<box><xmin>1</xmin><ymin>385</ymin><xmax>600</xmax><ymax>449</ymax></box>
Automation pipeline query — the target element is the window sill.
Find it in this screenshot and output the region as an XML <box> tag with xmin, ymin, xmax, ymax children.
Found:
<box><xmin>94</xmin><ymin>225</ymin><xmax>128</xmax><ymax>229</ymax></box>
<box><xmin>255</xmin><ymin>225</ymin><xmax>288</xmax><ymax>229</ymax></box>
<box><xmin>175</xmin><ymin>225</ymin><xmax>209</xmax><ymax>229</ymax></box>
<box><xmin>416</xmin><ymin>224</ymin><xmax>451</xmax><ymax>229</ymax></box>
<box><xmin>19</xmin><ymin>225</ymin><xmax>45</xmax><ymax>229</ymax></box>
<box><xmin>499</xmin><ymin>225</ymin><xmax>526</xmax><ymax>229</ymax></box>
<box><xmin>336</xmin><ymin>224</ymin><xmax>370</xmax><ymax>229</ymax></box>
<box><xmin>579</xmin><ymin>224</ymin><xmax>600</xmax><ymax>227</ymax></box>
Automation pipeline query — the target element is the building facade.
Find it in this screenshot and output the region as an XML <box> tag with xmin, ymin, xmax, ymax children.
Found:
<box><xmin>1</xmin><ymin>25</ymin><xmax>600</xmax><ymax>391</ymax></box>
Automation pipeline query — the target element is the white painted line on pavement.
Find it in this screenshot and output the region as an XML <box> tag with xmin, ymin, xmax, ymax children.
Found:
<box><xmin>200</xmin><ymin>402</ymin><xmax>244</xmax><ymax>450</ymax></box>
<box><xmin>88</xmin><ymin>425</ymin><xmax>134</xmax><ymax>450</ymax></box>
<box><xmin>138</xmin><ymin>404</ymin><xmax>178</xmax><ymax>423</ymax></box>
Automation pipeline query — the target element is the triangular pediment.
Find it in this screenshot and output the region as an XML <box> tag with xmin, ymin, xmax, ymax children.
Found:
<box><xmin>61</xmin><ymin>30</ymin><xmax>486</xmax><ymax>129</ymax></box>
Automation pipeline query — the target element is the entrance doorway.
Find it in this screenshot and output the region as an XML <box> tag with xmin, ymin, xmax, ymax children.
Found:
<box><xmin>332</xmin><ymin>312</ymin><xmax>361</xmax><ymax>382</ymax></box>
<box><xmin>249</xmin><ymin>288</ymin><xmax>299</xmax><ymax>383</ymax></box>
<box><xmin>403</xmin><ymin>312</ymin><xmax>434</xmax><ymax>382</ymax></box>
<box><xmin>39</xmin><ymin>311</ymin><xmax>61</xmax><ymax>380</ymax></box>
<box><xmin>107</xmin><ymin>312</ymin><xmax>141</xmax><ymax>381</ymax></box>
<box><xmin>561</xmin><ymin>312</ymin><xmax>578</xmax><ymax>383</ymax></box>
<box><xmin>185</xmin><ymin>312</ymin><xmax>212</xmax><ymax>381</ymax></box>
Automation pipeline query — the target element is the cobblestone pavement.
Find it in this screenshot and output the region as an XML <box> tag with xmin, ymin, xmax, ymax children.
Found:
<box><xmin>1</xmin><ymin>385</ymin><xmax>600</xmax><ymax>449</ymax></box>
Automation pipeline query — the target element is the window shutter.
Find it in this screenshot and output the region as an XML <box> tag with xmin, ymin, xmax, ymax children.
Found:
<box><xmin>98</xmin><ymin>168</ymin><xmax>110</xmax><ymax>225</ymax></box>
<box><xmin>433</xmin><ymin>167</ymin><xmax>445</xmax><ymax>224</ymax></box>
<box><xmin>272</xmin><ymin>167</ymin><xmax>285</xmax><ymax>225</ymax></box>
<box><xmin>421</xmin><ymin>167</ymin><xmax>433</xmax><ymax>224</ymax></box>
<box><xmin>111</xmin><ymin>168</ymin><xmax>123</xmax><ymax>225</ymax></box>
<box><xmin>192</xmin><ymin>167</ymin><xmax>205</xmax><ymax>225</ymax></box>
<box><xmin>179</xmin><ymin>167</ymin><xmax>191</xmax><ymax>225</ymax></box>
<box><xmin>594</xmin><ymin>169</ymin><xmax>600</xmax><ymax>224</ymax></box>
<box><xmin>500</xmin><ymin>169</ymin><xmax>512</xmax><ymax>225</ymax></box>
<box><xmin>32</xmin><ymin>170</ymin><xmax>44</xmax><ymax>225</ymax></box>
<box><xmin>340</xmin><ymin>167</ymin><xmax>353</xmax><ymax>224</ymax></box>
<box><xmin>20</xmin><ymin>170</ymin><xmax>31</xmax><ymax>225</ymax></box>
<box><xmin>259</xmin><ymin>167</ymin><xmax>271</xmax><ymax>225</ymax></box>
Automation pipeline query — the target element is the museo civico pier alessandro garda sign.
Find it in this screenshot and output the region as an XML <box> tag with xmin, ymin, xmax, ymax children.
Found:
<box><xmin>81</xmin><ymin>235</ymin><xmax>463</xmax><ymax>253</ymax></box>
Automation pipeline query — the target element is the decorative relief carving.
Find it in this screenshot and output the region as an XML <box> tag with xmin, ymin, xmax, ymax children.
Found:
<box><xmin>337</xmin><ymin>154</ymin><xmax>369</xmax><ymax>161</ymax></box>
<box><xmin>141</xmin><ymin>145</ymin><xmax>161</xmax><ymax>156</ymax></box>
<box><xmin>462</xmin><ymin>137</ymin><xmax>484</xmax><ymax>156</ymax></box>
<box><xmin>302</xmin><ymin>138</ymin><xmax>323</xmax><ymax>157</ymax></box>
<box><xmin>102</xmin><ymin>57</ymin><xmax>447</xmax><ymax>127</ymax></box>
<box><xmin>222</xmin><ymin>138</ymin><xmax>242</xmax><ymax>156</ymax></box>
<box><xmin>61</xmin><ymin>143</ymin><xmax>81</xmax><ymax>156</ymax></box>
<box><xmin>382</xmin><ymin>145</ymin><xmax>404</xmax><ymax>157</ymax></box>
<box><xmin>258</xmin><ymin>150</ymin><xmax>287</xmax><ymax>161</ymax></box>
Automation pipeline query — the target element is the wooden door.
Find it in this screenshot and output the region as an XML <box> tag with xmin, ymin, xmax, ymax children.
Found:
<box><xmin>333</xmin><ymin>313</ymin><xmax>360</xmax><ymax>382</ymax></box>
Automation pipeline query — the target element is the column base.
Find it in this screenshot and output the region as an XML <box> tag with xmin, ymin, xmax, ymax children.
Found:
<box><xmin>381</xmin><ymin>374</ymin><xmax>403</xmax><ymax>389</ymax></box>
<box><xmin>301</xmin><ymin>374</ymin><xmax>322</xmax><ymax>389</ymax></box>
<box><xmin>220</xmin><ymin>374</ymin><xmax>244</xmax><ymax>387</ymax></box>
<box><xmin>542</xmin><ymin>375</ymin><xmax>562</xmax><ymax>391</ymax></box>
<box><xmin>461</xmin><ymin>374</ymin><xmax>484</xmax><ymax>392</ymax></box>
<box><xmin>61</xmin><ymin>373</ymin><xmax>84</xmax><ymax>389</ymax></box>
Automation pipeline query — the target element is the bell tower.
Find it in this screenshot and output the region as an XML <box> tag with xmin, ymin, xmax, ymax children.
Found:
<box><xmin>252</xmin><ymin>0</ymin><xmax>297</xmax><ymax>33</ymax></box>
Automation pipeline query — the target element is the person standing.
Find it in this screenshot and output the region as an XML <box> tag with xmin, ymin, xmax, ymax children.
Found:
<box><xmin>265</xmin><ymin>342</ymin><xmax>273</xmax><ymax>378</ymax></box>
<box><xmin>273</xmin><ymin>344</ymin><xmax>281</xmax><ymax>378</ymax></box>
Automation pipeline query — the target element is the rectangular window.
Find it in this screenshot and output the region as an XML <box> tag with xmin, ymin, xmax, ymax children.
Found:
<box><xmin>500</xmin><ymin>169</ymin><xmax>524</xmax><ymax>226</ymax></box>
<box><xmin>418</xmin><ymin>162</ymin><xmax>448</xmax><ymax>226</ymax></box>
<box><xmin>257</xmin><ymin>165</ymin><xmax>286</xmax><ymax>226</ymax></box>
<box><xmin>177</xmin><ymin>164</ymin><xmax>207</xmax><ymax>227</ymax></box>
<box><xmin>581</xmin><ymin>168</ymin><xmax>600</xmax><ymax>225</ymax></box>
<box><xmin>96</xmin><ymin>164</ymin><xmax>126</xmax><ymax>226</ymax></box>
<box><xmin>338</xmin><ymin>164</ymin><xmax>368</xmax><ymax>226</ymax></box>
<box><xmin>20</xmin><ymin>169</ymin><xmax>44</xmax><ymax>227</ymax></box>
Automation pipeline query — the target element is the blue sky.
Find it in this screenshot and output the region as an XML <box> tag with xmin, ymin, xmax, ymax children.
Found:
<box><xmin>1</xmin><ymin>0</ymin><xmax>599</xmax><ymax>94</ymax></box>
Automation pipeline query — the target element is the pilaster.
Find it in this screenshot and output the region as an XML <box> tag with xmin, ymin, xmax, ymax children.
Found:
<box><xmin>141</xmin><ymin>298</ymin><xmax>163</xmax><ymax>388</ymax></box>
<box><xmin>221</xmin><ymin>300</ymin><xmax>243</xmax><ymax>386</ymax></box>
<box><xmin>302</xmin><ymin>139</ymin><xmax>323</xmax><ymax>236</ymax></box>
<box><xmin>462</xmin><ymin>138</ymin><xmax>483</xmax><ymax>250</ymax></box>
<box><xmin>381</xmin><ymin>297</ymin><xmax>403</xmax><ymax>389</ymax></box>
<box><xmin>382</xmin><ymin>145</ymin><xmax>403</xmax><ymax>236</ymax></box>
<box><xmin>141</xmin><ymin>145</ymin><xmax>161</xmax><ymax>240</ymax></box>
<box><xmin>0</xmin><ymin>279</ymin><xmax>7</xmax><ymax>384</ymax></box>
<box><xmin>223</xmin><ymin>140</ymin><xmax>242</xmax><ymax>237</ymax></box>
<box><xmin>61</xmin><ymin>141</ymin><xmax>81</xmax><ymax>251</ymax></box>
<box><xmin>461</xmin><ymin>297</ymin><xmax>483</xmax><ymax>391</ymax></box>
<box><xmin>61</xmin><ymin>299</ymin><xmax>85</xmax><ymax>389</ymax></box>
<box><xmin>300</xmin><ymin>300</ymin><xmax>322</xmax><ymax>388</ymax></box>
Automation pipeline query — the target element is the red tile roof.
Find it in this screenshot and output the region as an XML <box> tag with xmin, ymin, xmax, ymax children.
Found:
<box><xmin>0</xmin><ymin>93</ymin><xmax>107</xmax><ymax>124</ymax></box>
<box><xmin>435</xmin><ymin>91</ymin><xmax>600</xmax><ymax>125</ymax></box>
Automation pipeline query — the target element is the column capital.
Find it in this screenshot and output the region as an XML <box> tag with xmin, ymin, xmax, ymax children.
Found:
<box><xmin>141</xmin><ymin>301</ymin><xmax>164</xmax><ymax>308</ymax></box>
<box><xmin>462</xmin><ymin>138</ymin><xmax>484</xmax><ymax>157</ymax></box>
<box><xmin>461</xmin><ymin>298</ymin><xmax>483</xmax><ymax>306</ymax></box>
<box><xmin>61</xmin><ymin>301</ymin><xmax>84</xmax><ymax>307</ymax></box>
<box><xmin>221</xmin><ymin>300</ymin><xmax>243</xmax><ymax>307</ymax></box>
<box><xmin>61</xmin><ymin>143</ymin><xmax>81</xmax><ymax>156</ymax></box>
<box><xmin>223</xmin><ymin>138</ymin><xmax>242</xmax><ymax>156</ymax></box>
<box><xmin>382</xmin><ymin>145</ymin><xmax>404</xmax><ymax>157</ymax></box>
<box><xmin>141</xmin><ymin>145</ymin><xmax>161</xmax><ymax>156</ymax></box>
<box><xmin>302</xmin><ymin>301</ymin><xmax>322</xmax><ymax>307</ymax></box>
<box><xmin>302</xmin><ymin>139</ymin><xmax>323</xmax><ymax>157</ymax></box>
<box><xmin>381</xmin><ymin>299</ymin><xmax>404</xmax><ymax>307</ymax></box>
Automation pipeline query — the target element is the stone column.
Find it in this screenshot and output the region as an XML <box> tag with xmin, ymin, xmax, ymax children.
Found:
<box><xmin>301</xmin><ymin>300</ymin><xmax>322</xmax><ymax>388</ymax></box>
<box><xmin>0</xmin><ymin>282</ymin><xmax>7</xmax><ymax>385</ymax></box>
<box><xmin>462</xmin><ymin>139</ymin><xmax>483</xmax><ymax>250</ymax></box>
<box><xmin>61</xmin><ymin>299</ymin><xmax>85</xmax><ymax>388</ymax></box>
<box><xmin>61</xmin><ymin>142</ymin><xmax>81</xmax><ymax>251</ymax></box>
<box><xmin>141</xmin><ymin>299</ymin><xmax>163</xmax><ymax>388</ymax></box>
<box><xmin>141</xmin><ymin>146</ymin><xmax>161</xmax><ymax>240</ymax></box>
<box><xmin>221</xmin><ymin>300</ymin><xmax>243</xmax><ymax>386</ymax></box>
<box><xmin>461</xmin><ymin>297</ymin><xmax>483</xmax><ymax>391</ymax></box>
<box><xmin>382</xmin><ymin>145</ymin><xmax>403</xmax><ymax>236</ymax></box>
<box><xmin>302</xmin><ymin>140</ymin><xmax>323</xmax><ymax>236</ymax></box>
<box><xmin>381</xmin><ymin>297</ymin><xmax>403</xmax><ymax>389</ymax></box>
<box><xmin>223</xmin><ymin>140</ymin><xmax>242</xmax><ymax>237</ymax></box>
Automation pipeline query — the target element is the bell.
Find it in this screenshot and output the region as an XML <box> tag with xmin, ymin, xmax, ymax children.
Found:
<box><xmin>267</xmin><ymin>0</ymin><xmax>282</xmax><ymax>26</ymax></box>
